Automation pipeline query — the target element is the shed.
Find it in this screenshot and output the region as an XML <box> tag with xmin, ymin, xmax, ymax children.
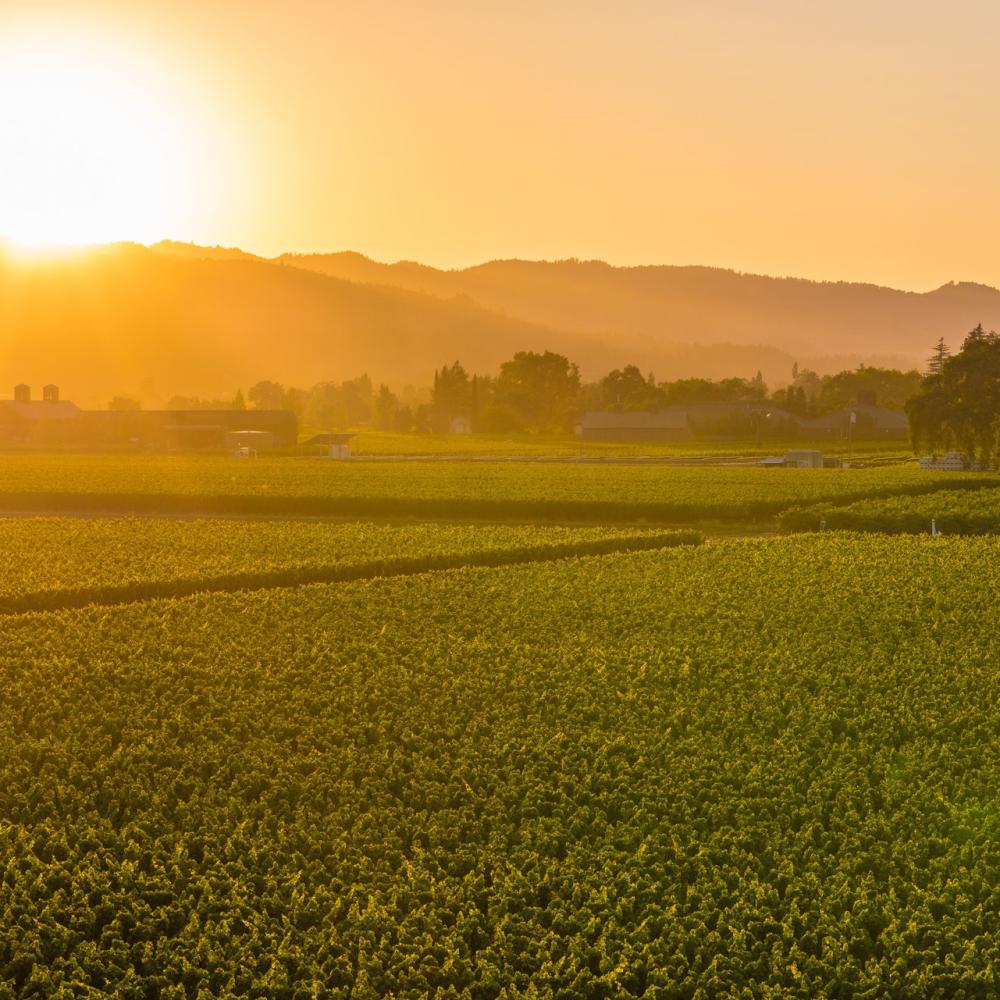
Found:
<box><xmin>784</xmin><ymin>449</ymin><xmax>824</xmax><ymax>469</ymax></box>
<box><xmin>304</xmin><ymin>432</ymin><xmax>356</xmax><ymax>459</ymax></box>
<box><xmin>226</xmin><ymin>429</ymin><xmax>276</xmax><ymax>454</ymax></box>
<box><xmin>449</xmin><ymin>415</ymin><xmax>472</xmax><ymax>435</ymax></box>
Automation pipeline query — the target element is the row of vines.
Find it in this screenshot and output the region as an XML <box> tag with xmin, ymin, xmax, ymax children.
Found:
<box><xmin>0</xmin><ymin>454</ymin><xmax>992</xmax><ymax>521</ymax></box>
<box><xmin>779</xmin><ymin>487</ymin><xmax>1000</xmax><ymax>535</ymax></box>
<box><xmin>0</xmin><ymin>519</ymin><xmax>698</xmax><ymax>613</ymax></box>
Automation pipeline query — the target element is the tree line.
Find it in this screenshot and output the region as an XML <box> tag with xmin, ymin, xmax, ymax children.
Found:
<box><xmin>120</xmin><ymin>350</ymin><xmax>924</xmax><ymax>434</ymax></box>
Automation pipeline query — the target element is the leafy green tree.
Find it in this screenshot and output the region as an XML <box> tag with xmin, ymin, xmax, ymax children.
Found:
<box><xmin>817</xmin><ymin>366</ymin><xmax>922</xmax><ymax>412</ymax></box>
<box><xmin>432</xmin><ymin>362</ymin><xmax>473</xmax><ymax>431</ymax></box>
<box><xmin>373</xmin><ymin>384</ymin><xmax>399</xmax><ymax>431</ymax></box>
<box><xmin>907</xmin><ymin>324</ymin><xmax>1000</xmax><ymax>465</ymax></box>
<box><xmin>494</xmin><ymin>351</ymin><xmax>581</xmax><ymax>431</ymax></box>
<box><xmin>107</xmin><ymin>396</ymin><xmax>141</xmax><ymax>411</ymax></box>
<box><xmin>247</xmin><ymin>380</ymin><xmax>286</xmax><ymax>410</ymax></box>
<box><xmin>598</xmin><ymin>365</ymin><xmax>664</xmax><ymax>411</ymax></box>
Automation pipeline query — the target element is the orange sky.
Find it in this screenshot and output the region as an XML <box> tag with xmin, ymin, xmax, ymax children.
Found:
<box><xmin>3</xmin><ymin>0</ymin><xmax>1000</xmax><ymax>290</ymax></box>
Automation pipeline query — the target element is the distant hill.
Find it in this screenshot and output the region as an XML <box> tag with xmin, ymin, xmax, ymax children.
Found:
<box><xmin>3</xmin><ymin>240</ymin><xmax>999</xmax><ymax>405</ymax></box>
<box><xmin>0</xmin><ymin>244</ymin><xmax>594</xmax><ymax>406</ymax></box>
<box><xmin>279</xmin><ymin>252</ymin><xmax>1000</xmax><ymax>371</ymax></box>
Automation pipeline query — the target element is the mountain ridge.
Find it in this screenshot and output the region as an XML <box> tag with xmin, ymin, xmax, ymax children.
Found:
<box><xmin>3</xmin><ymin>240</ymin><xmax>997</xmax><ymax>406</ymax></box>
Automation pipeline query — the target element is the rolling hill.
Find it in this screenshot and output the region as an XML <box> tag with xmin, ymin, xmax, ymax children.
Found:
<box><xmin>3</xmin><ymin>240</ymin><xmax>999</xmax><ymax>405</ymax></box>
<box><xmin>278</xmin><ymin>251</ymin><xmax>1000</xmax><ymax>370</ymax></box>
<box><xmin>0</xmin><ymin>244</ymin><xmax>602</xmax><ymax>406</ymax></box>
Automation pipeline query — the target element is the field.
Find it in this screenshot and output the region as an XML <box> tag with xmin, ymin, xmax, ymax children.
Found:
<box><xmin>349</xmin><ymin>430</ymin><xmax>913</xmax><ymax>461</ymax></box>
<box><xmin>4</xmin><ymin>535</ymin><xmax>1000</xmax><ymax>996</ymax></box>
<box><xmin>0</xmin><ymin>454</ymin><xmax>992</xmax><ymax>523</ymax></box>
<box><xmin>0</xmin><ymin>517</ymin><xmax>697</xmax><ymax>613</ymax></box>
<box><xmin>780</xmin><ymin>487</ymin><xmax>1000</xmax><ymax>535</ymax></box>
<box><xmin>2</xmin><ymin>453</ymin><xmax>1000</xmax><ymax>997</ymax></box>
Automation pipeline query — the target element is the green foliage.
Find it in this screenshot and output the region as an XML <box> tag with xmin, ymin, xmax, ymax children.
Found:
<box><xmin>3</xmin><ymin>537</ymin><xmax>1000</xmax><ymax>993</ymax></box>
<box><xmin>432</xmin><ymin>362</ymin><xmax>473</xmax><ymax>431</ymax></box>
<box><xmin>247</xmin><ymin>380</ymin><xmax>286</xmax><ymax>410</ymax></box>
<box><xmin>817</xmin><ymin>365</ymin><xmax>922</xmax><ymax>413</ymax></box>
<box><xmin>598</xmin><ymin>365</ymin><xmax>663</xmax><ymax>411</ymax></box>
<box><xmin>907</xmin><ymin>325</ymin><xmax>1000</xmax><ymax>466</ymax></box>
<box><xmin>779</xmin><ymin>486</ymin><xmax>1000</xmax><ymax>535</ymax></box>
<box><xmin>494</xmin><ymin>351</ymin><xmax>581</xmax><ymax>432</ymax></box>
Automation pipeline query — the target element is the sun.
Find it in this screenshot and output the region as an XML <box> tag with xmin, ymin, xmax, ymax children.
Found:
<box><xmin>0</xmin><ymin>28</ymin><xmax>200</xmax><ymax>252</ymax></box>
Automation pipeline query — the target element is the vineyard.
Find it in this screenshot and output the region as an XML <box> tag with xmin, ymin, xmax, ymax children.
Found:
<box><xmin>350</xmin><ymin>430</ymin><xmax>913</xmax><ymax>461</ymax></box>
<box><xmin>3</xmin><ymin>534</ymin><xmax>1000</xmax><ymax>995</ymax></box>
<box><xmin>780</xmin><ymin>487</ymin><xmax>1000</xmax><ymax>535</ymax></box>
<box><xmin>0</xmin><ymin>454</ymin><xmax>992</xmax><ymax>522</ymax></box>
<box><xmin>0</xmin><ymin>518</ymin><xmax>697</xmax><ymax>613</ymax></box>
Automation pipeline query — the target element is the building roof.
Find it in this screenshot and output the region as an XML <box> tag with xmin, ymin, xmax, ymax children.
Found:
<box><xmin>579</xmin><ymin>409</ymin><xmax>689</xmax><ymax>431</ymax></box>
<box><xmin>0</xmin><ymin>400</ymin><xmax>81</xmax><ymax>421</ymax></box>
<box><xmin>799</xmin><ymin>404</ymin><xmax>908</xmax><ymax>432</ymax></box>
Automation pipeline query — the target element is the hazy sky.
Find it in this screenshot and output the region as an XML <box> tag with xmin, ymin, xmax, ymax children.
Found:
<box><xmin>4</xmin><ymin>0</ymin><xmax>1000</xmax><ymax>289</ymax></box>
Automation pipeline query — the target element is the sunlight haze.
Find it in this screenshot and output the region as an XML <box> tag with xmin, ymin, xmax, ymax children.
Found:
<box><xmin>3</xmin><ymin>0</ymin><xmax>1000</xmax><ymax>287</ymax></box>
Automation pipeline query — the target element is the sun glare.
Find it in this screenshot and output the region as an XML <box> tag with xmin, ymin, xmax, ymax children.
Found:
<box><xmin>0</xmin><ymin>29</ymin><xmax>202</xmax><ymax>252</ymax></box>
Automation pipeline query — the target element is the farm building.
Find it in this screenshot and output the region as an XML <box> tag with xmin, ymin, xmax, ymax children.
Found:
<box><xmin>0</xmin><ymin>384</ymin><xmax>82</xmax><ymax>445</ymax></box>
<box><xmin>0</xmin><ymin>382</ymin><xmax>299</xmax><ymax>451</ymax></box>
<box><xmin>783</xmin><ymin>449</ymin><xmax>824</xmax><ymax>468</ymax></box>
<box><xmin>578</xmin><ymin>409</ymin><xmax>692</xmax><ymax>441</ymax></box>
<box><xmin>449</xmin><ymin>415</ymin><xmax>472</xmax><ymax>434</ymax></box>
<box><xmin>79</xmin><ymin>409</ymin><xmax>298</xmax><ymax>450</ymax></box>
<box><xmin>226</xmin><ymin>429</ymin><xmax>278</xmax><ymax>453</ymax></box>
<box><xmin>798</xmin><ymin>393</ymin><xmax>909</xmax><ymax>439</ymax></box>
<box><xmin>682</xmin><ymin>402</ymin><xmax>798</xmax><ymax>438</ymax></box>
<box><xmin>304</xmin><ymin>432</ymin><xmax>356</xmax><ymax>458</ymax></box>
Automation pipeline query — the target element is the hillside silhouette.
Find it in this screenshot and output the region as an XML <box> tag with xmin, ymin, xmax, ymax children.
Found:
<box><xmin>0</xmin><ymin>244</ymin><xmax>597</xmax><ymax>405</ymax></box>
<box><xmin>280</xmin><ymin>252</ymin><xmax>1000</xmax><ymax>367</ymax></box>
<box><xmin>3</xmin><ymin>241</ymin><xmax>1000</xmax><ymax>404</ymax></box>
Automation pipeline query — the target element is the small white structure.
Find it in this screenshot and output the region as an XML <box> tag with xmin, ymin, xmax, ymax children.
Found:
<box><xmin>227</xmin><ymin>429</ymin><xmax>276</xmax><ymax>455</ymax></box>
<box><xmin>783</xmin><ymin>449</ymin><xmax>824</xmax><ymax>469</ymax></box>
<box><xmin>449</xmin><ymin>415</ymin><xmax>472</xmax><ymax>435</ymax></box>
<box><xmin>919</xmin><ymin>452</ymin><xmax>968</xmax><ymax>471</ymax></box>
<box><xmin>304</xmin><ymin>432</ymin><xmax>356</xmax><ymax>459</ymax></box>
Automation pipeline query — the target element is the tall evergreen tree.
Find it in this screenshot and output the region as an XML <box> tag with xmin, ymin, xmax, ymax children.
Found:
<box><xmin>926</xmin><ymin>337</ymin><xmax>951</xmax><ymax>375</ymax></box>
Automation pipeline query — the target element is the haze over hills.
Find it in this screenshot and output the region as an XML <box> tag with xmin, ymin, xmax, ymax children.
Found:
<box><xmin>2</xmin><ymin>239</ymin><xmax>1000</xmax><ymax>406</ymax></box>
<box><xmin>279</xmin><ymin>251</ymin><xmax>1000</xmax><ymax>368</ymax></box>
<box><xmin>1</xmin><ymin>243</ymin><xmax>588</xmax><ymax>406</ymax></box>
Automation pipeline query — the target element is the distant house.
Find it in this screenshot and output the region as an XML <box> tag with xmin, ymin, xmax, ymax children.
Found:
<box><xmin>682</xmin><ymin>401</ymin><xmax>799</xmax><ymax>438</ymax></box>
<box><xmin>799</xmin><ymin>393</ymin><xmax>909</xmax><ymax>439</ymax></box>
<box><xmin>0</xmin><ymin>384</ymin><xmax>81</xmax><ymax>444</ymax></box>
<box><xmin>81</xmin><ymin>408</ymin><xmax>298</xmax><ymax>450</ymax></box>
<box><xmin>449</xmin><ymin>415</ymin><xmax>472</xmax><ymax>435</ymax></box>
<box><xmin>578</xmin><ymin>409</ymin><xmax>692</xmax><ymax>441</ymax></box>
